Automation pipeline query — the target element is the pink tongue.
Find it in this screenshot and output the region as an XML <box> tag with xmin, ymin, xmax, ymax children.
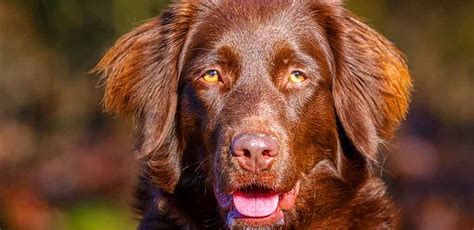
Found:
<box><xmin>232</xmin><ymin>191</ymin><xmax>279</xmax><ymax>217</ymax></box>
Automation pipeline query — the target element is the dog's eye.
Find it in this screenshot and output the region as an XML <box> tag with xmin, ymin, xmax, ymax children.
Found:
<box><xmin>289</xmin><ymin>71</ymin><xmax>306</xmax><ymax>84</ymax></box>
<box><xmin>202</xmin><ymin>70</ymin><xmax>221</xmax><ymax>84</ymax></box>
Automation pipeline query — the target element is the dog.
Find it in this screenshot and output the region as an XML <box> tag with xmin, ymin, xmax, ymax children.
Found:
<box><xmin>94</xmin><ymin>0</ymin><xmax>412</xmax><ymax>229</ymax></box>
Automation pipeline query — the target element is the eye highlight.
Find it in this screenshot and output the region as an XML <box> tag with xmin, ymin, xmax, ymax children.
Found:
<box><xmin>202</xmin><ymin>70</ymin><xmax>221</xmax><ymax>84</ymax></box>
<box><xmin>289</xmin><ymin>71</ymin><xmax>306</xmax><ymax>84</ymax></box>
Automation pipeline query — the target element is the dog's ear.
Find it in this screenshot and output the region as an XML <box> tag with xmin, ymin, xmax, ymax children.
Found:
<box><xmin>93</xmin><ymin>3</ymin><xmax>198</xmax><ymax>192</ymax></box>
<box><xmin>316</xmin><ymin>4</ymin><xmax>412</xmax><ymax>162</ymax></box>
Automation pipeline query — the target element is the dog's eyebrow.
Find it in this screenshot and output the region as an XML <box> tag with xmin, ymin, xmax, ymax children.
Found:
<box><xmin>270</xmin><ymin>45</ymin><xmax>320</xmax><ymax>77</ymax></box>
<box><xmin>215</xmin><ymin>45</ymin><xmax>241</xmax><ymax>76</ymax></box>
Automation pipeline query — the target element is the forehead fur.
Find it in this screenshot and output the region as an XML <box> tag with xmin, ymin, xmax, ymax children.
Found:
<box><xmin>179</xmin><ymin>0</ymin><xmax>333</xmax><ymax>76</ymax></box>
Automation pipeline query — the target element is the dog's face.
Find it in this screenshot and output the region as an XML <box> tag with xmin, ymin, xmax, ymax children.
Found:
<box><xmin>94</xmin><ymin>0</ymin><xmax>411</xmax><ymax>228</ymax></box>
<box><xmin>178</xmin><ymin>2</ymin><xmax>337</xmax><ymax>226</ymax></box>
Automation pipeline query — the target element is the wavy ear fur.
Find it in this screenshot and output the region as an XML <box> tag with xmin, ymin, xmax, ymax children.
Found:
<box><xmin>314</xmin><ymin>2</ymin><xmax>412</xmax><ymax>162</ymax></box>
<box><xmin>93</xmin><ymin>2</ymin><xmax>199</xmax><ymax>192</ymax></box>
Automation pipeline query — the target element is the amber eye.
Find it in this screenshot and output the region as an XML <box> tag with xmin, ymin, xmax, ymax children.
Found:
<box><xmin>289</xmin><ymin>71</ymin><xmax>306</xmax><ymax>84</ymax></box>
<box><xmin>202</xmin><ymin>70</ymin><xmax>221</xmax><ymax>84</ymax></box>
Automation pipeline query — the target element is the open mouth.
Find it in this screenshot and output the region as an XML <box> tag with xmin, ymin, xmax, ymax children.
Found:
<box><xmin>215</xmin><ymin>181</ymin><xmax>300</xmax><ymax>228</ymax></box>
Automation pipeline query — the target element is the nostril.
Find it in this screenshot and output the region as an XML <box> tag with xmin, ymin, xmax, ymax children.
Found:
<box><xmin>243</xmin><ymin>149</ymin><xmax>251</xmax><ymax>158</ymax></box>
<box><xmin>262</xmin><ymin>150</ymin><xmax>271</xmax><ymax>157</ymax></box>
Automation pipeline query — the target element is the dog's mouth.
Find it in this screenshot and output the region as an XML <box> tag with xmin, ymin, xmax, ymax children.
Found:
<box><xmin>214</xmin><ymin>181</ymin><xmax>300</xmax><ymax>228</ymax></box>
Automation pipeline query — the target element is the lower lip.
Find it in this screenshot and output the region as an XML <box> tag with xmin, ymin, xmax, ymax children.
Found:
<box><xmin>227</xmin><ymin>207</ymin><xmax>285</xmax><ymax>227</ymax></box>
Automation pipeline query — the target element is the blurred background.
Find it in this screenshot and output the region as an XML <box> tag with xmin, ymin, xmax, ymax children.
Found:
<box><xmin>0</xmin><ymin>0</ymin><xmax>472</xmax><ymax>229</ymax></box>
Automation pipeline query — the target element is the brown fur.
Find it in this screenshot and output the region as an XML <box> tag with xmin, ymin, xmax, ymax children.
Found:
<box><xmin>94</xmin><ymin>0</ymin><xmax>412</xmax><ymax>229</ymax></box>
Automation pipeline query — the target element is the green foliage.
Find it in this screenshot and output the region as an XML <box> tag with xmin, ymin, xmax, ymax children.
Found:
<box><xmin>66</xmin><ymin>202</ymin><xmax>137</xmax><ymax>230</ymax></box>
<box><xmin>5</xmin><ymin>0</ymin><xmax>170</xmax><ymax>68</ymax></box>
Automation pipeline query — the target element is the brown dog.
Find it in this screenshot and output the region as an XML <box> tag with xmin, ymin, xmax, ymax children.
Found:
<box><xmin>94</xmin><ymin>0</ymin><xmax>412</xmax><ymax>229</ymax></box>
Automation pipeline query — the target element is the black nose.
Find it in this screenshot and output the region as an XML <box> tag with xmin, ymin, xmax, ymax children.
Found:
<box><xmin>231</xmin><ymin>133</ymin><xmax>279</xmax><ymax>173</ymax></box>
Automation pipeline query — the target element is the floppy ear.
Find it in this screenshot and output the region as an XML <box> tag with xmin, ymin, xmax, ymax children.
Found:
<box><xmin>93</xmin><ymin>2</ymin><xmax>198</xmax><ymax>192</ymax></box>
<box><xmin>316</xmin><ymin>3</ymin><xmax>412</xmax><ymax>162</ymax></box>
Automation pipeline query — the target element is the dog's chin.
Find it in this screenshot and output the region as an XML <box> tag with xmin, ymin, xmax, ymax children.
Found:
<box><xmin>214</xmin><ymin>181</ymin><xmax>300</xmax><ymax>228</ymax></box>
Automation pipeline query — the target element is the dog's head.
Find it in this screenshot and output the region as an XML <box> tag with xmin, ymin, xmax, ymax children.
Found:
<box><xmin>94</xmin><ymin>0</ymin><xmax>411</xmax><ymax>228</ymax></box>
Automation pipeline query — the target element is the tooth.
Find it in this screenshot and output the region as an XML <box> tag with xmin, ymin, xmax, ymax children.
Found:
<box><xmin>276</xmin><ymin>218</ymin><xmax>285</xmax><ymax>226</ymax></box>
<box><xmin>226</xmin><ymin>213</ymin><xmax>234</xmax><ymax>227</ymax></box>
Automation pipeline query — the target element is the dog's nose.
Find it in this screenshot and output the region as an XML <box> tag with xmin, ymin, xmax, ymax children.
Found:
<box><xmin>231</xmin><ymin>134</ymin><xmax>279</xmax><ymax>173</ymax></box>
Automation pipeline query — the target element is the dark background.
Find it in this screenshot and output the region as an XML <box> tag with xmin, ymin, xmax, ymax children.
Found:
<box><xmin>0</xmin><ymin>0</ymin><xmax>472</xmax><ymax>229</ymax></box>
